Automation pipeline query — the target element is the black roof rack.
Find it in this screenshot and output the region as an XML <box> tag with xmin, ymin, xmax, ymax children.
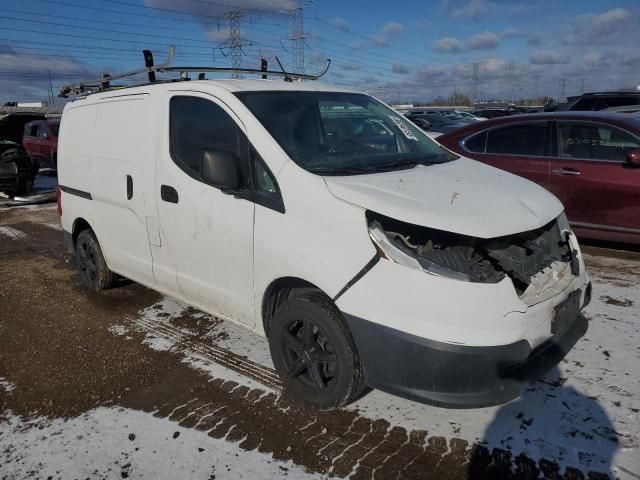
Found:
<box><xmin>59</xmin><ymin>46</ymin><xmax>331</xmax><ymax>98</ymax></box>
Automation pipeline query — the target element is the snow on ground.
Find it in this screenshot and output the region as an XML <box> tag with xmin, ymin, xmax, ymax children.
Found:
<box><xmin>0</xmin><ymin>407</ymin><xmax>327</xmax><ymax>480</ymax></box>
<box><xmin>124</xmin><ymin>250</ymin><xmax>640</xmax><ymax>479</ymax></box>
<box><xmin>0</xmin><ymin>377</ymin><xmax>16</xmax><ymax>393</ymax></box>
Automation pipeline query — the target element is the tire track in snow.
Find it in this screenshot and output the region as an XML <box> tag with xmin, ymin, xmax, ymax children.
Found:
<box><xmin>0</xmin><ymin>225</ymin><xmax>27</xmax><ymax>241</ymax></box>
<box><xmin>129</xmin><ymin>315</ymin><xmax>282</xmax><ymax>389</ymax></box>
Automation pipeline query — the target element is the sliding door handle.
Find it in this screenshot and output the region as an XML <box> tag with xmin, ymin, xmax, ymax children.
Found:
<box><xmin>160</xmin><ymin>185</ymin><xmax>179</xmax><ymax>203</ymax></box>
<box><xmin>126</xmin><ymin>175</ymin><xmax>133</xmax><ymax>199</ymax></box>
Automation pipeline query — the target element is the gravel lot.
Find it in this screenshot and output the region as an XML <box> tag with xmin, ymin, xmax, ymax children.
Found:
<box><xmin>0</xmin><ymin>204</ymin><xmax>638</xmax><ymax>480</ymax></box>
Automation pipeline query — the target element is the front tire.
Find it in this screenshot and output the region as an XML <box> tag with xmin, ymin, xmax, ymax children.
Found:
<box><xmin>269</xmin><ymin>293</ymin><xmax>365</xmax><ymax>409</ymax></box>
<box><xmin>75</xmin><ymin>230</ymin><xmax>116</xmax><ymax>291</ymax></box>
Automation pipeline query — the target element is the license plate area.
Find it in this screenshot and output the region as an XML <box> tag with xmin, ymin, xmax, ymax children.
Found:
<box><xmin>551</xmin><ymin>289</ymin><xmax>581</xmax><ymax>335</ymax></box>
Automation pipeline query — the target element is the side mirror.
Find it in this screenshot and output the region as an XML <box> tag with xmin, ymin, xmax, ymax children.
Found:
<box><xmin>626</xmin><ymin>149</ymin><xmax>640</xmax><ymax>166</ymax></box>
<box><xmin>42</xmin><ymin>132</ymin><xmax>49</xmax><ymax>139</ymax></box>
<box><xmin>201</xmin><ymin>149</ymin><xmax>241</xmax><ymax>189</ymax></box>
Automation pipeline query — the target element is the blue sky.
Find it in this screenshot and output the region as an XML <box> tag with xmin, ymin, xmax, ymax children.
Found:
<box><xmin>1</xmin><ymin>0</ymin><xmax>638</xmax><ymax>104</ymax></box>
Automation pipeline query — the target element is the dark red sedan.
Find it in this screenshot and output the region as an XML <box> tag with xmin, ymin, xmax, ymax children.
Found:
<box><xmin>437</xmin><ymin>112</ymin><xmax>640</xmax><ymax>244</ymax></box>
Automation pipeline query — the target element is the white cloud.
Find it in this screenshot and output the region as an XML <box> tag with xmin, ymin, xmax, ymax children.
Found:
<box><xmin>328</xmin><ymin>17</ymin><xmax>350</xmax><ymax>32</ymax></box>
<box><xmin>590</xmin><ymin>8</ymin><xmax>631</xmax><ymax>36</ymax></box>
<box><xmin>529</xmin><ymin>50</ymin><xmax>569</xmax><ymax>65</ymax></box>
<box><xmin>566</xmin><ymin>8</ymin><xmax>633</xmax><ymax>44</ymax></box>
<box><xmin>145</xmin><ymin>0</ymin><xmax>295</xmax><ymax>19</ymax></box>
<box><xmin>467</xmin><ymin>31</ymin><xmax>500</xmax><ymax>50</ymax></box>
<box><xmin>445</xmin><ymin>0</ymin><xmax>496</xmax><ymax>19</ymax></box>
<box><xmin>391</xmin><ymin>63</ymin><xmax>410</xmax><ymax>74</ymax></box>
<box><xmin>206</xmin><ymin>30</ymin><xmax>230</xmax><ymax>42</ymax></box>
<box><xmin>433</xmin><ymin>37</ymin><xmax>464</xmax><ymax>53</ymax></box>
<box><xmin>0</xmin><ymin>46</ymin><xmax>95</xmax><ymax>104</ymax></box>
<box><xmin>371</xmin><ymin>21</ymin><xmax>405</xmax><ymax>45</ymax></box>
<box><xmin>433</xmin><ymin>31</ymin><xmax>500</xmax><ymax>53</ymax></box>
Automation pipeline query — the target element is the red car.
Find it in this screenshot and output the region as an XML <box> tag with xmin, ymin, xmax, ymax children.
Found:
<box><xmin>23</xmin><ymin>118</ymin><xmax>60</xmax><ymax>169</ymax></box>
<box><xmin>437</xmin><ymin>112</ymin><xmax>640</xmax><ymax>244</ymax></box>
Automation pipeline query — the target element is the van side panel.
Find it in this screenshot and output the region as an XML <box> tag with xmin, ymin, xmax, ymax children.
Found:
<box><xmin>58</xmin><ymin>103</ymin><xmax>97</xmax><ymax>236</ymax></box>
<box><xmin>89</xmin><ymin>96</ymin><xmax>155</xmax><ymax>285</ymax></box>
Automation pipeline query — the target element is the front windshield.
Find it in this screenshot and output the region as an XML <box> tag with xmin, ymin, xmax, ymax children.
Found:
<box><xmin>235</xmin><ymin>91</ymin><xmax>455</xmax><ymax>175</ymax></box>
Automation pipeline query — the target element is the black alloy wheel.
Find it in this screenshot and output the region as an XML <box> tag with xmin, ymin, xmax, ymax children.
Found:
<box><xmin>269</xmin><ymin>293</ymin><xmax>365</xmax><ymax>409</ymax></box>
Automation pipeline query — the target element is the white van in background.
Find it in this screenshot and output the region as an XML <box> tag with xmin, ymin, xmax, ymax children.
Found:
<box><xmin>57</xmin><ymin>79</ymin><xmax>591</xmax><ymax>409</ymax></box>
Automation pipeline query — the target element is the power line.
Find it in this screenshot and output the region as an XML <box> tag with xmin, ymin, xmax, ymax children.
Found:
<box><xmin>0</xmin><ymin>15</ymin><xmax>227</xmax><ymax>46</ymax></box>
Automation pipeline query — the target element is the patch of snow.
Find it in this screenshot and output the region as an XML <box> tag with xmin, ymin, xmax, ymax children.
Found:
<box><xmin>0</xmin><ymin>225</ymin><xmax>27</xmax><ymax>240</ymax></box>
<box><xmin>127</xmin><ymin>259</ymin><xmax>640</xmax><ymax>479</ymax></box>
<box><xmin>144</xmin><ymin>335</ymin><xmax>175</xmax><ymax>352</ymax></box>
<box><xmin>108</xmin><ymin>324</ymin><xmax>129</xmax><ymax>336</ymax></box>
<box><xmin>0</xmin><ymin>407</ymin><xmax>327</xmax><ymax>480</ymax></box>
<box><xmin>134</xmin><ymin>299</ymin><xmax>273</xmax><ymax>392</ymax></box>
<box><xmin>0</xmin><ymin>377</ymin><xmax>16</xmax><ymax>393</ymax></box>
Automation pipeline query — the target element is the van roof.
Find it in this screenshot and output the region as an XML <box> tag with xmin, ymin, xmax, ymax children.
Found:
<box><xmin>68</xmin><ymin>78</ymin><xmax>359</xmax><ymax>103</ymax></box>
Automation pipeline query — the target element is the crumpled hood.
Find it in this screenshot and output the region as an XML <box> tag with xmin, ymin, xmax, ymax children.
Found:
<box><xmin>323</xmin><ymin>157</ymin><xmax>563</xmax><ymax>238</ymax></box>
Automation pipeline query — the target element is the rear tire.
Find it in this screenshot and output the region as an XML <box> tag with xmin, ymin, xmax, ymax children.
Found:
<box><xmin>75</xmin><ymin>230</ymin><xmax>117</xmax><ymax>291</ymax></box>
<box><xmin>269</xmin><ymin>293</ymin><xmax>365</xmax><ymax>409</ymax></box>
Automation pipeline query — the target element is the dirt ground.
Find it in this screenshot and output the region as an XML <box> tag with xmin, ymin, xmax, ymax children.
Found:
<box><xmin>1</xmin><ymin>205</ymin><xmax>638</xmax><ymax>480</ymax></box>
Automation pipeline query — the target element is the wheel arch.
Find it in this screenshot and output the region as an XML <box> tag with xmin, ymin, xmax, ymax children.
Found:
<box><xmin>71</xmin><ymin>217</ymin><xmax>93</xmax><ymax>246</ymax></box>
<box><xmin>261</xmin><ymin>276</ymin><xmax>332</xmax><ymax>338</ymax></box>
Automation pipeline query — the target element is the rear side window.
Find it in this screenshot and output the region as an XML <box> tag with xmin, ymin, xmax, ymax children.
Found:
<box><xmin>485</xmin><ymin>122</ymin><xmax>547</xmax><ymax>156</ymax></box>
<box><xmin>464</xmin><ymin>131</ymin><xmax>487</xmax><ymax>153</ymax></box>
<box><xmin>170</xmin><ymin>96</ymin><xmax>244</xmax><ymax>182</ymax></box>
<box><xmin>557</xmin><ymin>121</ymin><xmax>640</xmax><ymax>162</ymax></box>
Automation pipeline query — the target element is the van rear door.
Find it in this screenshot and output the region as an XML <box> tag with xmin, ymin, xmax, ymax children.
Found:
<box><xmin>152</xmin><ymin>92</ymin><xmax>255</xmax><ymax>327</ymax></box>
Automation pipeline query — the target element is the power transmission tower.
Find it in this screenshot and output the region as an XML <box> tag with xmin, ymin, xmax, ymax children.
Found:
<box><xmin>507</xmin><ymin>60</ymin><xmax>516</xmax><ymax>104</ymax></box>
<box><xmin>289</xmin><ymin>0</ymin><xmax>306</xmax><ymax>73</ymax></box>
<box><xmin>580</xmin><ymin>78</ymin><xmax>586</xmax><ymax>94</ymax></box>
<box><xmin>47</xmin><ymin>70</ymin><xmax>55</xmax><ymax>107</ymax></box>
<box><xmin>532</xmin><ymin>74</ymin><xmax>540</xmax><ymax>101</ymax></box>
<box><xmin>471</xmin><ymin>62</ymin><xmax>480</xmax><ymax>103</ymax></box>
<box><xmin>559</xmin><ymin>78</ymin><xmax>567</xmax><ymax>102</ymax></box>
<box><xmin>219</xmin><ymin>10</ymin><xmax>251</xmax><ymax>78</ymax></box>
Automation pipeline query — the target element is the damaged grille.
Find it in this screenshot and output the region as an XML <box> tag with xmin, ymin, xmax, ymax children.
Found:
<box><xmin>368</xmin><ymin>211</ymin><xmax>574</xmax><ymax>295</ymax></box>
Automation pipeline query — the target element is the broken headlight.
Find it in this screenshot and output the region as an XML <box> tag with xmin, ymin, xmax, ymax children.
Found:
<box><xmin>368</xmin><ymin>222</ymin><xmax>503</xmax><ymax>283</ymax></box>
<box><xmin>367</xmin><ymin>211</ymin><xmax>573</xmax><ymax>291</ymax></box>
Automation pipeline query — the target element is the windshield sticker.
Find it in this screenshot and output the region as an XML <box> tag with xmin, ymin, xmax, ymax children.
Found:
<box><xmin>389</xmin><ymin>116</ymin><xmax>418</xmax><ymax>141</ymax></box>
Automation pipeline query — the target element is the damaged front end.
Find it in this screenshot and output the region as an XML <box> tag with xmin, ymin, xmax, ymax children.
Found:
<box><xmin>367</xmin><ymin>211</ymin><xmax>579</xmax><ymax>305</ymax></box>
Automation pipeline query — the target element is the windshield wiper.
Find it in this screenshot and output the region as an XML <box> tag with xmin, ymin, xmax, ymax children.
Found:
<box><xmin>367</xmin><ymin>154</ymin><xmax>448</xmax><ymax>172</ymax></box>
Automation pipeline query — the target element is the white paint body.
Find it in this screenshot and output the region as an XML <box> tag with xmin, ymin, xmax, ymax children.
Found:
<box><xmin>58</xmin><ymin>79</ymin><xmax>589</xmax><ymax>350</ymax></box>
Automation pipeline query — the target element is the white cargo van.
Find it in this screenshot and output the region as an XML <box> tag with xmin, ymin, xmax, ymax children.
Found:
<box><xmin>58</xmin><ymin>79</ymin><xmax>591</xmax><ymax>409</ymax></box>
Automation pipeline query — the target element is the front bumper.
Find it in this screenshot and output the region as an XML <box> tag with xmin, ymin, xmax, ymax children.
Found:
<box><xmin>344</xmin><ymin>283</ymin><xmax>590</xmax><ymax>408</ymax></box>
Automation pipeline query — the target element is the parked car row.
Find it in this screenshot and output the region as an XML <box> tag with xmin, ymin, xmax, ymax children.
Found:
<box><xmin>0</xmin><ymin>112</ymin><xmax>59</xmax><ymax>196</ymax></box>
<box><xmin>0</xmin><ymin>112</ymin><xmax>44</xmax><ymax>195</ymax></box>
<box><xmin>437</xmin><ymin>111</ymin><xmax>640</xmax><ymax>245</ymax></box>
